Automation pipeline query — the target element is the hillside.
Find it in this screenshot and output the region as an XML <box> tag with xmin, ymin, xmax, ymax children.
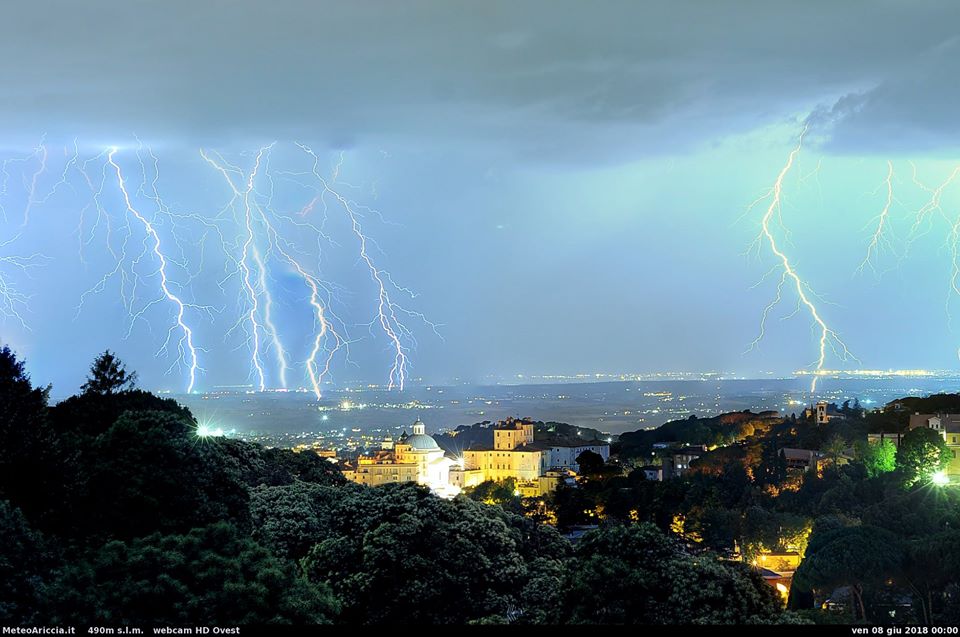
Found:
<box><xmin>617</xmin><ymin>409</ymin><xmax>783</xmax><ymax>458</ymax></box>
<box><xmin>435</xmin><ymin>419</ymin><xmax>606</xmax><ymax>454</ymax></box>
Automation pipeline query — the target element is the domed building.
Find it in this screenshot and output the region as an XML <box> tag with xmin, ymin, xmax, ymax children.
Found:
<box><xmin>395</xmin><ymin>420</ymin><xmax>454</xmax><ymax>491</ymax></box>
<box><xmin>344</xmin><ymin>419</ymin><xmax>456</xmax><ymax>496</ymax></box>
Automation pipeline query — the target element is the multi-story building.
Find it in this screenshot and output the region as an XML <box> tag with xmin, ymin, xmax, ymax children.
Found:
<box><xmin>344</xmin><ymin>451</ymin><xmax>419</xmax><ymax>486</ymax></box>
<box><xmin>530</xmin><ymin>440</ymin><xmax>611</xmax><ymax>473</ymax></box>
<box><xmin>343</xmin><ymin>420</ymin><xmax>455</xmax><ymax>494</ymax></box>
<box><xmin>463</xmin><ymin>418</ymin><xmax>611</xmax><ymax>495</ymax></box>
<box><xmin>464</xmin><ymin>419</ymin><xmax>542</xmax><ymax>483</ymax></box>
<box><xmin>909</xmin><ymin>413</ymin><xmax>960</xmax><ymax>476</ymax></box>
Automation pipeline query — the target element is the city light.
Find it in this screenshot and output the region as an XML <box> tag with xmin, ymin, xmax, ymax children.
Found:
<box><xmin>195</xmin><ymin>422</ymin><xmax>225</xmax><ymax>438</ymax></box>
<box><xmin>931</xmin><ymin>470</ymin><xmax>949</xmax><ymax>486</ymax></box>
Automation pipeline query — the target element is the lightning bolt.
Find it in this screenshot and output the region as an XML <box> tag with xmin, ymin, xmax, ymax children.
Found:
<box><xmin>106</xmin><ymin>148</ymin><xmax>202</xmax><ymax>392</ymax></box>
<box><xmin>903</xmin><ymin>163</ymin><xmax>960</xmax><ymax>345</ymax></box>
<box><xmin>20</xmin><ymin>141</ymin><xmax>48</xmax><ymax>228</ymax></box>
<box><xmin>2</xmin><ymin>138</ymin><xmax>427</xmax><ymax>395</ymax></box>
<box><xmin>857</xmin><ymin>160</ymin><xmax>897</xmax><ymax>276</ymax></box>
<box><xmin>0</xmin><ymin>234</ymin><xmax>47</xmax><ymax>328</ymax></box>
<box><xmin>200</xmin><ymin>146</ymin><xmax>276</xmax><ymax>391</ymax></box>
<box><xmin>296</xmin><ymin>144</ymin><xmax>431</xmax><ymax>390</ymax></box>
<box><xmin>904</xmin><ymin>163</ymin><xmax>960</xmax><ymax>256</ymax></box>
<box><xmin>747</xmin><ymin>128</ymin><xmax>856</xmax><ymax>392</ymax></box>
<box><xmin>0</xmin><ymin>140</ymin><xmax>54</xmax><ymax>330</ymax></box>
<box><xmin>202</xmin><ymin>145</ymin><xmax>348</xmax><ymax>397</ymax></box>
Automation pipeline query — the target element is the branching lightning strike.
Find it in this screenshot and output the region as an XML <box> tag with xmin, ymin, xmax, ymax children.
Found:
<box><xmin>857</xmin><ymin>160</ymin><xmax>897</xmax><ymax>276</ymax></box>
<box><xmin>296</xmin><ymin>143</ymin><xmax>430</xmax><ymax>390</ymax></box>
<box><xmin>747</xmin><ymin>128</ymin><xmax>856</xmax><ymax>391</ymax></box>
<box><xmin>106</xmin><ymin>148</ymin><xmax>203</xmax><ymax>392</ymax></box>
<box><xmin>201</xmin><ymin>145</ymin><xmax>349</xmax><ymax>398</ymax></box>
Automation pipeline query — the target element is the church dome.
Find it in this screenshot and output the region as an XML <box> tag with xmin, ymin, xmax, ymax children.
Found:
<box><xmin>401</xmin><ymin>419</ymin><xmax>440</xmax><ymax>451</ymax></box>
<box><xmin>404</xmin><ymin>433</ymin><xmax>441</xmax><ymax>451</ymax></box>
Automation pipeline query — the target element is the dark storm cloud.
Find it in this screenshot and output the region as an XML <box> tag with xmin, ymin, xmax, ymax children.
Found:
<box><xmin>1</xmin><ymin>1</ymin><xmax>958</xmax><ymax>156</ymax></box>
<box><xmin>813</xmin><ymin>36</ymin><xmax>960</xmax><ymax>154</ymax></box>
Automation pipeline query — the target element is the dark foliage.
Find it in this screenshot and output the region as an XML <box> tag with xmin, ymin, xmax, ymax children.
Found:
<box><xmin>0</xmin><ymin>347</ymin><xmax>58</xmax><ymax>522</ymax></box>
<box><xmin>0</xmin><ymin>500</ymin><xmax>52</xmax><ymax>623</ymax></box>
<box><xmin>564</xmin><ymin>523</ymin><xmax>790</xmax><ymax>624</ymax></box>
<box><xmin>296</xmin><ymin>482</ymin><xmax>569</xmax><ymax>624</ymax></box>
<box><xmin>81</xmin><ymin>350</ymin><xmax>138</xmax><ymax>395</ymax></box>
<box><xmin>44</xmin><ymin>522</ymin><xmax>337</xmax><ymax>624</ymax></box>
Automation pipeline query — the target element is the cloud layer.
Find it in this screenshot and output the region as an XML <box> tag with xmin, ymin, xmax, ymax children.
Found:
<box><xmin>2</xmin><ymin>1</ymin><xmax>958</xmax><ymax>156</ymax></box>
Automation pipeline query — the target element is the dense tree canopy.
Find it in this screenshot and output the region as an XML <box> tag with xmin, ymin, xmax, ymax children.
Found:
<box><xmin>82</xmin><ymin>409</ymin><xmax>251</xmax><ymax>540</ymax></box>
<box><xmin>793</xmin><ymin>526</ymin><xmax>905</xmax><ymax>622</ymax></box>
<box><xmin>563</xmin><ymin>524</ymin><xmax>789</xmax><ymax>624</ymax></box>
<box><xmin>45</xmin><ymin>523</ymin><xmax>337</xmax><ymax>625</ymax></box>
<box><xmin>897</xmin><ymin>427</ymin><xmax>952</xmax><ymax>487</ymax></box>
<box><xmin>0</xmin><ymin>500</ymin><xmax>50</xmax><ymax>624</ymax></box>
<box><xmin>0</xmin><ymin>347</ymin><xmax>56</xmax><ymax>521</ymax></box>
<box><xmin>297</xmin><ymin>482</ymin><xmax>568</xmax><ymax>624</ymax></box>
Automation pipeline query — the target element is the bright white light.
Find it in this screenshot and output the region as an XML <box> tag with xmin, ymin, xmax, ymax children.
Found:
<box><xmin>196</xmin><ymin>423</ymin><xmax>225</xmax><ymax>438</ymax></box>
<box><xmin>932</xmin><ymin>470</ymin><xmax>949</xmax><ymax>486</ymax></box>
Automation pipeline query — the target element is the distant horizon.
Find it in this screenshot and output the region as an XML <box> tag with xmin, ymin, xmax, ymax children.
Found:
<box><xmin>38</xmin><ymin>366</ymin><xmax>960</xmax><ymax>401</ymax></box>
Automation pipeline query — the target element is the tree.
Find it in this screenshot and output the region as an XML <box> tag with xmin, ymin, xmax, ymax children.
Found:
<box><xmin>897</xmin><ymin>427</ymin><xmax>952</xmax><ymax>487</ymax></box>
<box><xmin>219</xmin><ymin>441</ymin><xmax>345</xmax><ymax>488</ymax></box>
<box><xmin>687</xmin><ymin>505</ymin><xmax>740</xmax><ymax>552</ymax></box>
<box><xmin>81</xmin><ymin>350</ymin><xmax>137</xmax><ymax>395</ymax></box>
<box><xmin>576</xmin><ymin>450</ymin><xmax>605</xmax><ymax>476</ymax></box>
<box><xmin>563</xmin><ymin>523</ymin><xmax>788</xmax><ymax>624</ymax></box>
<box><xmin>0</xmin><ymin>346</ymin><xmax>54</xmax><ymax>517</ymax></box>
<box><xmin>0</xmin><ymin>500</ymin><xmax>51</xmax><ymax>623</ymax></box>
<box><xmin>856</xmin><ymin>439</ymin><xmax>897</xmax><ymax>478</ymax></box>
<box><xmin>44</xmin><ymin>523</ymin><xmax>337</xmax><ymax>624</ymax></box>
<box><xmin>549</xmin><ymin>482</ymin><xmax>596</xmax><ymax>529</ymax></box>
<box><xmin>80</xmin><ymin>410</ymin><xmax>249</xmax><ymax>540</ymax></box>
<box><xmin>793</xmin><ymin>525</ymin><xmax>905</xmax><ymax>621</ymax></box>
<box><xmin>901</xmin><ymin>531</ymin><xmax>960</xmax><ymax>625</ymax></box>
<box><xmin>840</xmin><ymin>400</ymin><xmax>864</xmax><ymax>420</ymax></box>
<box><xmin>757</xmin><ymin>442</ymin><xmax>787</xmax><ymax>486</ymax></box>
<box><xmin>464</xmin><ymin>478</ymin><xmax>519</xmax><ymax>507</ymax></box>
<box><xmin>250</xmin><ymin>481</ymin><xmax>328</xmax><ymax>559</ymax></box>
<box><xmin>260</xmin><ymin>447</ymin><xmax>346</xmax><ymax>486</ymax></box>
<box><xmin>300</xmin><ymin>482</ymin><xmax>567</xmax><ymax>624</ymax></box>
<box><xmin>822</xmin><ymin>434</ymin><xmax>847</xmax><ymax>469</ymax></box>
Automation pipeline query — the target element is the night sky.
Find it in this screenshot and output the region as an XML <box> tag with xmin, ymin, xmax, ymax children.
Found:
<box><xmin>1</xmin><ymin>1</ymin><xmax>960</xmax><ymax>393</ymax></box>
